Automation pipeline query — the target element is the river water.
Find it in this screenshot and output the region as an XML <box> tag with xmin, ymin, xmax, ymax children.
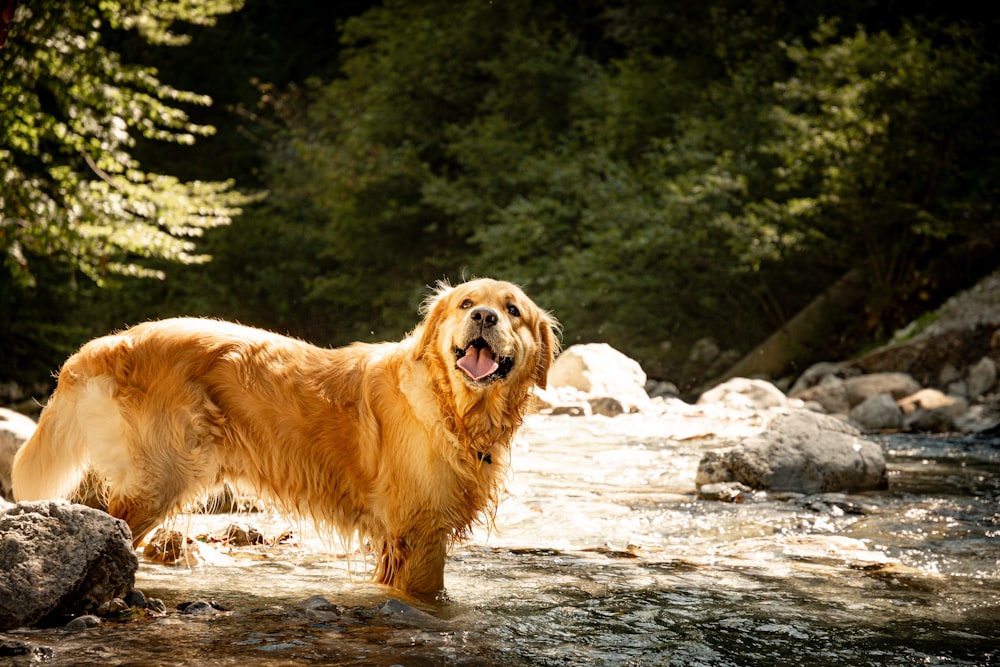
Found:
<box><xmin>4</xmin><ymin>407</ymin><xmax>999</xmax><ymax>666</ymax></box>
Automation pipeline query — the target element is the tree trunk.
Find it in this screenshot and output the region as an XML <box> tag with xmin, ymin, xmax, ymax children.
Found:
<box><xmin>714</xmin><ymin>267</ymin><xmax>869</xmax><ymax>384</ymax></box>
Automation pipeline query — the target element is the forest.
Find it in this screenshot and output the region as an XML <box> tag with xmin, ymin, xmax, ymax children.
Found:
<box><xmin>1</xmin><ymin>0</ymin><xmax>998</xmax><ymax>396</ymax></box>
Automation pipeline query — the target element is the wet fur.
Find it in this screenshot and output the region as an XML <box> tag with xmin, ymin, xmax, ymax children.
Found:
<box><xmin>12</xmin><ymin>278</ymin><xmax>558</xmax><ymax>598</ymax></box>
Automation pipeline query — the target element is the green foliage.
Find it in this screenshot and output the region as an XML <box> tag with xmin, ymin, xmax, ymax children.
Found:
<box><xmin>751</xmin><ymin>19</ymin><xmax>999</xmax><ymax>333</ymax></box>
<box><xmin>4</xmin><ymin>0</ymin><xmax>998</xmax><ymax>392</ymax></box>
<box><xmin>248</xmin><ymin>1</ymin><xmax>997</xmax><ymax>382</ymax></box>
<box><xmin>0</xmin><ymin>0</ymin><xmax>251</xmax><ymax>289</ymax></box>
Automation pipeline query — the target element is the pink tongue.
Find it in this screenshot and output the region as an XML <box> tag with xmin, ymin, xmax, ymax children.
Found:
<box><xmin>457</xmin><ymin>345</ymin><xmax>499</xmax><ymax>380</ymax></box>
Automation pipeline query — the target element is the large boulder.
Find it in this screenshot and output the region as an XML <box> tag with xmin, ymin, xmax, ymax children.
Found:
<box><xmin>0</xmin><ymin>500</ymin><xmax>137</xmax><ymax>629</ymax></box>
<box><xmin>696</xmin><ymin>377</ymin><xmax>791</xmax><ymax>410</ymax></box>
<box><xmin>546</xmin><ymin>343</ymin><xmax>651</xmax><ymax>413</ymax></box>
<box><xmin>0</xmin><ymin>408</ymin><xmax>36</xmax><ymax>501</ymax></box>
<box><xmin>843</xmin><ymin>372</ymin><xmax>922</xmax><ymax>407</ymax></box>
<box><xmin>696</xmin><ymin>410</ymin><xmax>887</xmax><ymax>494</ymax></box>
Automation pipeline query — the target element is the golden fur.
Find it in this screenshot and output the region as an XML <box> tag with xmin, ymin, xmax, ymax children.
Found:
<box><xmin>12</xmin><ymin>278</ymin><xmax>558</xmax><ymax>598</ymax></box>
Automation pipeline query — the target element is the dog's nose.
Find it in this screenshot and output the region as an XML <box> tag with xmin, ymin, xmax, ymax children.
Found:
<box><xmin>470</xmin><ymin>306</ymin><xmax>499</xmax><ymax>328</ymax></box>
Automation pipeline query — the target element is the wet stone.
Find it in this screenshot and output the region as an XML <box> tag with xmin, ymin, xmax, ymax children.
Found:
<box><xmin>697</xmin><ymin>481</ymin><xmax>752</xmax><ymax>502</ymax></box>
<box><xmin>143</xmin><ymin>529</ymin><xmax>199</xmax><ymax>565</ymax></box>
<box><xmin>224</xmin><ymin>523</ymin><xmax>265</xmax><ymax>546</ymax></box>
<box><xmin>0</xmin><ymin>639</ymin><xmax>30</xmax><ymax>656</ymax></box>
<box><xmin>124</xmin><ymin>590</ymin><xmax>146</xmax><ymax>608</ymax></box>
<box><xmin>297</xmin><ymin>595</ymin><xmax>340</xmax><ymax>612</ymax></box>
<box><xmin>66</xmin><ymin>615</ymin><xmax>101</xmax><ymax>630</ymax></box>
<box><xmin>178</xmin><ymin>600</ymin><xmax>229</xmax><ymax>615</ymax></box>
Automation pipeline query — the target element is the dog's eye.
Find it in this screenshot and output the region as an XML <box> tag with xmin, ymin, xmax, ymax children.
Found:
<box><xmin>506</xmin><ymin>304</ymin><xmax>521</xmax><ymax>317</ymax></box>
<box><xmin>460</xmin><ymin>299</ymin><xmax>473</xmax><ymax>309</ymax></box>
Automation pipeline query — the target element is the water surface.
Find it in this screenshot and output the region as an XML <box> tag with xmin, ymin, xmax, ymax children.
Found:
<box><xmin>3</xmin><ymin>412</ymin><xmax>998</xmax><ymax>666</ymax></box>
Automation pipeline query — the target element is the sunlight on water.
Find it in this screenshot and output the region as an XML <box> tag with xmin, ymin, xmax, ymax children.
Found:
<box><xmin>3</xmin><ymin>414</ymin><xmax>998</xmax><ymax>666</ymax></box>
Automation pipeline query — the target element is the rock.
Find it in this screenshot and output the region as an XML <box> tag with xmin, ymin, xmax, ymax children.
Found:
<box><xmin>849</xmin><ymin>393</ymin><xmax>904</xmax><ymax>431</ymax></box>
<box><xmin>898</xmin><ymin>387</ymin><xmax>969</xmax><ymax>432</ymax></box>
<box><xmin>645</xmin><ymin>379</ymin><xmax>680</xmax><ymax>399</ymax></box>
<box><xmin>939</xmin><ymin>363</ymin><xmax>962</xmax><ymax>386</ymax></box>
<box><xmin>143</xmin><ymin>528</ymin><xmax>200</xmax><ymax>565</ymax></box>
<box><xmin>224</xmin><ymin>522</ymin><xmax>265</xmax><ymax>546</ymax></box>
<box><xmin>546</xmin><ymin>404</ymin><xmax>587</xmax><ymax>417</ymax></box>
<box><xmin>588</xmin><ymin>396</ymin><xmax>625</xmax><ymax>417</ymax></box>
<box><xmin>362</xmin><ymin>598</ymin><xmax>446</xmax><ymax>629</ymax></box>
<box><xmin>0</xmin><ymin>501</ymin><xmax>137</xmax><ymax>629</ymax></box>
<box><xmin>696</xmin><ymin>377</ymin><xmax>790</xmax><ymax>410</ymax></box>
<box><xmin>788</xmin><ymin>361</ymin><xmax>858</xmax><ymax>396</ymax></box>
<box><xmin>843</xmin><ymin>372</ymin><xmax>922</xmax><ymax>407</ymax></box>
<box><xmin>898</xmin><ymin>388</ymin><xmax>968</xmax><ymax>416</ymax></box>
<box><xmin>967</xmin><ymin>356</ymin><xmax>997</xmax><ymax>399</ymax></box>
<box><xmin>695</xmin><ymin>410</ymin><xmax>887</xmax><ymax>494</ymax></box>
<box><xmin>547</xmin><ymin>343</ymin><xmax>650</xmax><ymax>412</ymax></box>
<box><xmin>178</xmin><ymin>600</ymin><xmax>228</xmax><ymax>615</ymax></box>
<box><xmin>792</xmin><ymin>377</ymin><xmax>850</xmax><ymax>415</ymax></box>
<box><xmin>0</xmin><ymin>408</ymin><xmax>36</xmax><ymax>501</ymax></box>
<box><xmin>66</xmin><ymin>614</ymin><xmax>102</xmax><ymax>630</ymax></box>
<box><xmin>696</xmin><ymin>482</ymin><xmax>752</xmax><ymax>502</ymax></box>
<box><xmin>688</xmin><ymin>338</ymin><xmax>721</xmax><ymax>364</ymax></box>
<box><xmin>124</xmin><ymin>589</ymin><xmax>147</xmax><ymax>608</ymax></box>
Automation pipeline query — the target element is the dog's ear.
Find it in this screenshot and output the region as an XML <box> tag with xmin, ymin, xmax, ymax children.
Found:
<box><xmin>533</xmin><ymin>311</ymin><xmax>560</xmax><ymax>389</ymax></box>
<box><xmin>413</xmin><ymin>281</ymin><xmax>453</xmax><ymax>360</ymax></box>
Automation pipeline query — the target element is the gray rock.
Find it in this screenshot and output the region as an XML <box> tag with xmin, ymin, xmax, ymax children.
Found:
<box><xmin>589</xmin><ymin>396</ymin><xmax>626</xmax><ymax>417</ymax></box>
<box><xmin>849</xmin><ymin>393</ymin><xmax>904</xmax><ymax>431</ymax></box>
<box><xmin>365</xmin><ymin>598</ymin><xmax>446</xmax><ymax>629</ymax></box>
<box><xmin>696</xmin><ymin>410</ymin><xmax>887</xmax><ymax>494</ymax></box>
<box><xmin>788</xmin><ymin>361</ymin><xmax>857</xmax><ymax>396</ymax></box>
<box><xmin>0</xmin><ymin>408</ymin><xmax>36</xmax><ymax>501</ymax></box>
<box><xmin>792</xmin><ymin>378</ymin><xmax>850</xmax><ymax>415</ymax></box>
<box><xmin>0</xmin><ymin>501</ymin><xmax>137</xmax><ymax>629</ymax></box>
<box><xmin>646</xmin><ymin>379</ymin><xmax>680</xmax><ymax>399</ymax></box>
<box><xmin>967</xmin><ymin>356</ymin><xmax>997</xmax><ymax>399</ymax></box>
<box><xmin>65</xmin><ymin>614</ymin><xmax>102</xmax><ymax>630</ymax></box>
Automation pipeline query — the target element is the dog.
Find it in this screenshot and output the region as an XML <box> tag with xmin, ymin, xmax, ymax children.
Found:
<box><xmin>12</xmin><ymin>278</ymin><xmax>558</xmax><ymax>598</ymax></box>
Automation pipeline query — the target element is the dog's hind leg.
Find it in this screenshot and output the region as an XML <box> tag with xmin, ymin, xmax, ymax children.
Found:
<box><xmin>95</xmin><ymin>386</ymin><xmax>226</xmax><ymax>546</ymax></box>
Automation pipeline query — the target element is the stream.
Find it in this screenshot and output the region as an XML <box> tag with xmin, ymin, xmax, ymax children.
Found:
<box><xmin>3</xmin><ymin>409</ymin><xmax>998</xmax><ymax>666</ymax></box>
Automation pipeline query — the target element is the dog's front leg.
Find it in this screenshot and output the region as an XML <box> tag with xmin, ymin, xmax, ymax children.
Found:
<box><xmin>375</xmin><ymin>528</ymin><xmax>448</xmax><ymax>599</ymax></box>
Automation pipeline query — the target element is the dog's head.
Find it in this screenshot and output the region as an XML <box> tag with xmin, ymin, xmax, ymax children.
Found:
<box><xmin>415</xmin><ymin>278</ymin><xmax>559</xmax><ymax>394</ymax></box>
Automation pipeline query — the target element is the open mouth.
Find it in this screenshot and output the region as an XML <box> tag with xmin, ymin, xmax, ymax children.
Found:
<box><xmin>455</xmin><ymin>338</ymin><xmax>515</xmax><ymax>384</ymax></box>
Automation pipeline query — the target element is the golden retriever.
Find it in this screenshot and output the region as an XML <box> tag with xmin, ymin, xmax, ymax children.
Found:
<box><xmin>12</xmin><ymin>278</ymin><xmax>558</xmax><ymax>598</ymax></box>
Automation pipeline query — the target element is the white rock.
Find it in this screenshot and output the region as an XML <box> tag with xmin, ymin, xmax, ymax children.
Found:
<box><xmin>547</xmin><ymin>343</ymin><xmax>650</xmax><ymax>412</ymax></box>
<box><xmin>697</xmin><ymin>377</ymin><xmax>789</xmax><ymax>410</ymax></box>
<box><xmin>0</xmin><ymin>408</ymin><xmax>36</xmax><ymax>501</ymax></box>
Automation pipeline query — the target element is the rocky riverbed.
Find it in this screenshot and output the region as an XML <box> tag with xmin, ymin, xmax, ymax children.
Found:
<box><xmin>0</xmin><ymin>269</ymin><xmax>998</xmax><ymax>664</ymax></box>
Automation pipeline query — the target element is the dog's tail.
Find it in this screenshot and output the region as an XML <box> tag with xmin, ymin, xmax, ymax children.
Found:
<box><xmin>12</xmin><ymin>375</ymin><xmax>115</xmax><ymax>502</ymax></box>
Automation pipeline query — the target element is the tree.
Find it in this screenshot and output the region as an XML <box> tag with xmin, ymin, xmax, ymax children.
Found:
<box><xmin>0</xmin><ymin>0</ymin><xmax>251</xmax><ymax>384</ymax></box>
<box><xmin>252</xmin><ymin>2</ymin><xmax>998</xmax><ymax>386</ymax></box>
<box><xmin>0</xmin><ymin>0</ymin><xmax>251</xmax><ymax>288</ymax></box>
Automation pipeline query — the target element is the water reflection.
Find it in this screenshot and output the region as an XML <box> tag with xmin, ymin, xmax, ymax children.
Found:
<box><xmin>2</xmin><ymin>414</ymin><xmax>998</xmax><ymax>666</ymax></box>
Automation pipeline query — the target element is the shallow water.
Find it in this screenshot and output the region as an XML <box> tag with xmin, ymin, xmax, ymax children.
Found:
<box><xmin>3</xmin><ymin>412</ymin><xmax>999</xmax><ymax>666</ymax></box>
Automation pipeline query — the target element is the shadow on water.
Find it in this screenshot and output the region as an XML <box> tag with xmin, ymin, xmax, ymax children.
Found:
<box><xmin>2</xmin><ymin>417</ymin><xmax>998</xmax><ymax>666</ymax></box>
